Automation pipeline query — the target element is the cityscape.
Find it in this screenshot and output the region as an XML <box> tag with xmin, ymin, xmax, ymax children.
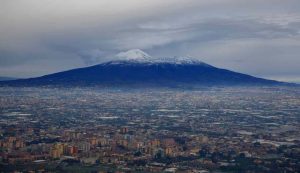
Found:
<box><xmin>0</xmin><ymin>86</ymin><xmax>299</xmax><ymax>172</ymax></box>
<box><xmin>1</xmin><ymin>0</ymin><xmax>300</xmax><ymax>173</ymax></box>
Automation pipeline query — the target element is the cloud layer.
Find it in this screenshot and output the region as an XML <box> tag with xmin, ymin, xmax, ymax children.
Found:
<box><xmin>0</xmin><ymin>0</ymin><xmax>300</xmax><ymax>82</ymax></box>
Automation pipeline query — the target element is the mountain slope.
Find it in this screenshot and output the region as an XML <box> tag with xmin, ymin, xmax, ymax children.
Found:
<box><xmin>0</xmin><ymin>76</ymin><xmax>18</xmax><ymax>81</ymax></box>
<box><xmin>0</xmin><ymin>50</ymin><xmax>286</xmax><ymax>87</ymax></box>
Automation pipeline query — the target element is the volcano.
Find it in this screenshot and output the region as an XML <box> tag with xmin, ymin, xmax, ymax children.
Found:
<box><xmin>0</xmin><ymin>49</ymin><xmax>286</xmax><ymax>87</ymax></box>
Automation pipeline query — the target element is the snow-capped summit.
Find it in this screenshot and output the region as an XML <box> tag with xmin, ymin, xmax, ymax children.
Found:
<box><xmin>115</xmin><ymin>49</ymin><xmax>152</xmax><ymax>61</ymax></box>
<box><xmin>114</xmin><ymin>49</ymin><xmax>208</xmax><ymax>66</ymax></box>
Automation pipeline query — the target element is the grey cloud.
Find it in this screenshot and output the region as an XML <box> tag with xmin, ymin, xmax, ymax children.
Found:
<box><xmin>77</xmin><ymin>49</ymin><xmax>115</xmax><ymax>65</ymax></box>
<box><xmin>77</xmin><ymin>17</ymin><xmax>300</xmax><ymax>55</ymax></box>
<box><xmin>0</xmin><ymin>0</ymin><xmax>300</xmax><ymax>81</ymax></box>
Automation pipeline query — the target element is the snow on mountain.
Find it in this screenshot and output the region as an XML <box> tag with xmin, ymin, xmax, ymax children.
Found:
<box><xmin>115</xmin><ymin>49</ymin><xmax>152</xmax><ymax>61</ymax></box>
<box><xmin>154</xmin><ymin>56</ymin><xmax>209</xmax><ymax>65</ymax></box>
<box><xmin>113</xmin><ymin>49</ymin><xmax>209</xmax><ymax>66</ymax></box>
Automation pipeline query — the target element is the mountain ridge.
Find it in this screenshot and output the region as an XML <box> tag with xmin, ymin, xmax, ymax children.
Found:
<box><xmin>0</xmin><ymin>49</ymin><xmax>292</xmax><ymax>87</ymax></box>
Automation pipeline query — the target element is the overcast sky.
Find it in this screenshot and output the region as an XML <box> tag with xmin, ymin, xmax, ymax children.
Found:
<box><xmin>1</xmin><ymin>0</ymin><xmax>300</xmax><ymax>82</ymax></box>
